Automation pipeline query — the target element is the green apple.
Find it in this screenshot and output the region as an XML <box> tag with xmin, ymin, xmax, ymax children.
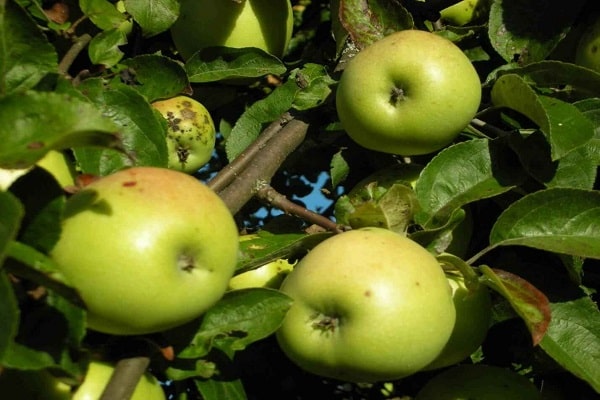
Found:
<box><xmin>575</xmin><ymin>17</ymin><xmax>600</xmax><ymax>72</ymax></box>
<box><xmin>416</xmin><ymin>364</ymin><xmax>541</xmax><ymax>400</ymax></box>
<box><xmin>422</xmin><ymin>273</ymin><xmax>492</xmax><ymax>370</ymax></box>
<box><xmin>50</xmin><ymin>166</ymin><xmax>239</xmax><ymax>335</ymax></box>
<box><xmin>336</xmin><ymin>29</ymin><xmax>481</xmax><ymax>156</ymax></box>
<box><xmin>439</xmin><ymin>0</ymin><xmax>490</xmax><ymax>26</ymax></box>
<box><xmin>0</xmin><ymin>361</ymin><xmax>166</xmax><ymax>399</ymax></box>
<box><xmin>275</xmin><ymin>227</ymin><xmax>456</xmax><ymax>383</ymax></box>
<box><xmin>0</xmin><ymin>150</ymin><xmax>76</xmax><ymax>190</ymax></box>
<box><xmin>151</xmin><ymin>96</ymin><xmax>216</xmax><ymax>174</ymax></box>
<box><xmin>170</xmin><ymin>0</ymin><xmax>294</xmax><ymax>60</ymax></box>
<box><xmin>228</xmin><ymin>258</ymin><xmax>295</xmax><ymax>290</ymax></box>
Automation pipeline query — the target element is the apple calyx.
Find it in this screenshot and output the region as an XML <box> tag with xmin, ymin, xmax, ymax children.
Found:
<box><xmin>390</xmin><ymin>86</ymin><xmax>407</xmax><ymax>106</ymax></box>
<box><xmin>311</xmin><ymin>312</ymin><xmax>340</xmax><ymax>333</ymax></box>
<box><xmin>178</xmin><ymin>253</ymin><xmax>197</xmax><ymax>273</ymax></box>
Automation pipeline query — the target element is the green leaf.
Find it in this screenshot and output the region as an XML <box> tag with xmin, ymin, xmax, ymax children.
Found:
<box><xmin>290</xmin><ymin>63</ymin><xmax>335</xmax><ymax>111</ymax></box>
<box><xmin>0</xmin><ymin>91</ymin><xmax>121</xmax><ymax>169</ymax></box>
<box><xmin>186</xmin><ymin>47</ymin><xmax>287</xmax><ymax>83</ymax></box>
<box><xmin>195</xmin><ymin>378</ymin><xmax>247</xmax><ymax>400</ymax></box>
<box><xmin>488</xmin><ymin>0</ymin><xmax>586</xmax><ymax>64</ymax></box>
<box><xmin>88</xmin><ymin>28</ymin><xmax>127</xmax><ymax>68</ymax></box>
<box><xmin>489</xmin><ymin>188</ymin><xmax>600</xmax><ymax>259</ymax></box>
<box><xmin>0</xmin><ymin>271</ymin><xmax>19</xmax><ymax>362</ymax></box>
<box><xmin>0</xmin><ymin>190</ymin><xmax>23</xmax><ymax>264</ymax></box>
<box><xmin>73</xmin><ymin>81</ymin><xmax>168</xmax><ymax>175</ymax></box>
<box><xmin>0</xmin><ymin>0</ymin><xmax>57</xmax><ymax>95</ymax></box>
<box><xmin>177</xmin><ymin>288</ymin><xmax>292</xmax><ymax>359</ymax></box>
<box><xmin>120</xmin><ymin>54</ymin><xmax>190</xmax><ymax>101</ymax></box>
<box><xmin>540</xmin><ymin>295</ymin><xmax>600</xmax><ymax>393</ymax></box>
<box><xmin>414</xmin><ymin>139</ymin><xmax>524</xmax><ymax>227</ymax></box>
<box><xmin>491</xmin><ymin>74</ymin><xmax>595</xmax><ymax>160</ymax></box>
<box><xmin>124</xmin><ymin>0</ymin><xmax>179</xmax><ymax>38</ymax></box>
<box><xmin>480</xmin><ymin>266</ymin><xmax>551</xmax><ymax>346</ymax></box>
<box><xmin>574</xmin><ymin>98</ymin><xmax>600</xmax><ymax>165</ymax></box>
<box><xmin>329</xmin><ymin>149</ymin><xmax>349</xmax><ymax>189</ymax></box>
<box><xmin>236</xmin><ymin>231</ymin><xmax>331</xmax><ymax>275</ymax></box>
<box><xmin>79</xmin><ymin>0</ymin><xmax>126</xmax><ymax>30</ymax></box>
<box><xmin>338</xmin><ymin>0</ymin><xmax>413</xmax><ymax>50</ymax></box>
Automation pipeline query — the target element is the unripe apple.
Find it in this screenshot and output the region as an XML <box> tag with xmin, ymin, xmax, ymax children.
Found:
<box><xmin>228</xmin><ymin>258</ymin><xmax>295</xmax><ymax>290</ymax></box>
<box><xmin>336</xmin><ymin>30</ymin><xmax>481</xmax><ymax>156</ymax></box>
<box><xmin>276</xmin><ymin>227</ymin><xmax>456</xmax><ymax>383</ymax></box>
<box><xmin>170</xmin><ymin>0</ymin><xmax>294</xmax><ymax>60</ymax></box>
<box><xmin>575</xmin><ymin>16</ymin><xmax>600</xmax><ymax>72</ymax></box>
<box><xmin>416</xmin><ymin>364</ymin><xmax>541</xmax><ymax>400</ymax></box>
<box><xmin>422</xmin><ymin>273</ymin><xmax>492</xmax><ymax>370</ymax></box>
<box><xmin>51</xmin><ymin>167</ymin><xmax>239</xmax><ymax>335</ymax></box>
<box><xmin>439</xmin><ymin>0</ymin><xmax>490</xmax><ymax>26</ymax></box>
<box><xmin>0</xmin><ymin>150</ymin><xmax>76</xmax><ymax>190</ymax></box>
<box><xmin>151</xmin><ymin>96</ymin><xmax>216</xmax><ymax>174</ymax></box>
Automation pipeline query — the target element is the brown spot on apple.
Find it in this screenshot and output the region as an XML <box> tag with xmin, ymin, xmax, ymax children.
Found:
<box><xmin>122</xmin><ymin>181</ymin><xmax>137</xmax><ymax>187</ymax></box>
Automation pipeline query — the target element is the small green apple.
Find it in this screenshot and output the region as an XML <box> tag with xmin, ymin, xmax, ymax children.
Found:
<box><xmin>336</xmin><ymin>29</ymin><xmax>481</xmax><ymax>156</ymax></box>
<box><xmin>228</xmin><ymin>258</ymin><xmax>295</xmax><ymax>290</ymax></box>
<box><xmin>416</xmin><ymin>364</ymin><xmax>541</xmax><ymax>400</ymax></box>
<box><xmin>50</xmin><ymin>166</ymin><xmax>239</xmax><ymax>335</ymax></box>
<box><xmin>0</xmin><ymin>150</ymin><xmax>76</xmax><ymax>190</ymax></box>
<box><xmin>575</xmin><ymin>17</ymin><xmax>600</xmax><ymax>72</ymax></box>
<box><xmin>151</xmin><ymin>96</ymin><xmax>216</xmax><ymax>174</ymax></box>
<box><xmin>170</xmin><ymin>0</ymin><xmax>294</xmax><ymax>60</ymax></box>
<box><xmin>439</xmin><ymin>0</ymin><xmax>490</xmax><ymax>26</ymax></box>
<box><xmin>423</xmin><ymin>273</ymin><xmax>492</xmax><ymax>370</ymax></box>
<box><xmin>275</xmin><ymin>227</ymin><xmax>456</xmax><ymax>383</ymax></box>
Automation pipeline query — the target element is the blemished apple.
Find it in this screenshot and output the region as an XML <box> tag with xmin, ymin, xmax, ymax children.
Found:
<box><xmin>416</xmin><ymin>364</ymin><xmax>542</xmax><ymax>400</ymax></box>
<box><xmin>336</xmin><ymin>29</ymin><xmax>481</xmax><ymax>156</ymax></box>
<box><xmin>151</xmin><ymin>96</ymin><xmax>216</xmax><ymax>174</ymax></box>
<box><xmin>170</xmin><ymin>0</ymin><xmax>294</xmax><ymax>60</ymax></box>
<box><xmin>0</xmin><ymin>361</ymin><xmax>166</xmax><ymax>399</ymax></box>
<box><xmin>575</xmin><ymin>16</ymin><xmax>600</xmax><ymax>73</ymax></box>
<box><xmin>423</xmin><ymin>273</ymin><xmax>492</xmax><ymax>370</ymax></box>
<box><xmin>50</xmin><ymin>166</ymin><xmax>239</xmax><ymax>335</ymax></box>
<box><xmin>275</xmin><ymin>227</ymin><xmax>456</xmax><ymax>383</ymax></box>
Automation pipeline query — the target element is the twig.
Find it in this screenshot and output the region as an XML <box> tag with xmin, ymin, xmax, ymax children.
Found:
<box><xmin>58</xmin><ymin>33</ymin><xmax>92</xmax><ymax>76</ymax></box>
<box><xmin>208</xmin><ymin>112</ymin><xmax>292</xmax><ymax>193</ymax></box>
<box><xmin>256</xmin><ymin>183</ymin><xmax>345</xmax><ymax>233</ymax></box>
<box><xmin>99</xmin><ymin>357</ymin><xmax>151</xmax><ymax>400</ymax></box>
<box><xmin>217</xmin><ymin>116</ymin><xmax>310</xmax><ymax>215</ymax></box>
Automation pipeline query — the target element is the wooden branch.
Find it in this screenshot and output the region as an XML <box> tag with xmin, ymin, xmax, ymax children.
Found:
<box><xmin>99</xmin><ymin>357</ymin><xmax>151</xmax><ymax>400</ymax></box>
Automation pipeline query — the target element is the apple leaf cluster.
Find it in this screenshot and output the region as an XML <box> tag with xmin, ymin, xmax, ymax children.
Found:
<box><xmin>1</xmin><ymin>0</ymin><xmax>600</xmax><ymax>399</ymax></box>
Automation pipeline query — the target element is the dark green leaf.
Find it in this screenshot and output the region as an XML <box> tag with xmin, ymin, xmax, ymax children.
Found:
<box><xmin>0</xmin><ymin>0</ymin><xmax>57</xmax><ymax>96</ymax></box>
<box><xmin>488</xmin><ymin>0</ymin><xmax>586</xmax><ymax>64</ymax></box>
<box><xmin>186</xmin><ymin>47</ymin><xmax>286</xmax><ymax>83</ymax></box>
<box><xmin>124</xmin><ymin>0</ymin><xmax>179</xmax><ymax>37</ymax></box>
<box><xmin>120</xmin><ymin>54</ymin><xmax>190</xmax><ymax>101</ymax></box>
<box><xmin>0</xmin><ymin>91</ymin><xmax>121</xmax><ymax>169</ymax></box>
<box><xmin>80</xmin><ymin>0</ymin><xmax>126</xmax><ymax>30</ymax></box>
<box><xmin>414</xmin><ymin>139</ymin><xmax>524</xmax><ymax>227</ymax></box>
<box><xmin>489</xmin><ymin>188</ymin><xmax>600</xmax><ymax>259</ymax></box>
<box><xmin>338</xmin><ymin>0</ymin><xmax>413</xmax><ymax>50</ymax></box>
<box><xmin>177</xmin><ymin>288</ymin><xmax>292</xmax><ymax>359</ymax></box>
<box><xmin>540</xmin><ymin>295</ymin><xmax>600</xmax><ymax>393</ymax></box>
<box><xmin>0</xmin><ymin>271</ymin><xmax>19</xmax><ymax>362</ymax></box>
<box><xmin>195</xmin><ymin>377</ymin><xmax>247</xmax><ymax>400</ymax></box>
<box><xmin>88</xmin><ymin>28</ymin><xmax>127</xmax><ymax>68</ymax></box>
<box><xmin>574</xmin><ymin>98</ymin><xmax>600</xmax><ymax>165</ymax></box>
<box><xmin>73</xmin><ymin>81</ymin><xmax>168</xmax><ymax>175</ymax></box>
<box><xmin>480</xmin><ymin>266</ymin><xmax>551</xmax><ymax>346</ymax></box>
<box><xmin>491</xmin><ymin>74</ymin><xmax>595</xmax><ymax>160</ymax></box>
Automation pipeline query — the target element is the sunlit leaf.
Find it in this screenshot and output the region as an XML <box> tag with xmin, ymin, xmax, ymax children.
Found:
<box><xmin>124</xmin><ymin>0</ymin><xmax>179</xmax><ymax>37</ymax></box>
<box><xmin>88</xmin><ymin>28</ymin><xmax>127</xmax><ymax>68</ymax></box>
<box><xmin>489</xmin><ymin>188</ymin><xmax>600</xmax><ymax>259</ymax></box>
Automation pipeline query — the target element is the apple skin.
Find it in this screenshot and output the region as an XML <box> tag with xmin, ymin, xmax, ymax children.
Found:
<box><xmin>416</xmin><ymin>364</ymin><xmax>541</xmax><ymax>400</ymax></box>
<box><xmin>275</xmin><ymin>227</ymin><xmax>456</xmax><ymax>383</ymax></box>
<box><xmin>422</xmin><ymin>273</ymin><xmax>492</xmax><ymax>370</ymax></box>
<box><xmin>439</xmin><ymin>0</ymin><xmax>490</xmax><ymax>26</ymax></box>
<box><xmin>228</xmin><ymin>259</ymin><xmax>295</xmax><ymax>290</ymax></box>
<box><xmin>151</xmin><ymin>96</ymin><xmax>216</xmax><ymax>174</ymax></box>
<box><xmin>0</xmin><ymin>150</ymin><xmax>76</xmax><ymax>190</ymax></box>
<box><xmin>170</xmin><ymin>0</ymin><xmax>294</xmax><ymax>60</ymax></box>
<box><xmin>0</xmin><ymin>361</ymin><xmax>165</xmax><ymax>400</ymax></box>
<box><xmin>336</xmin><ymin>30</ymin><xmax>481</xmax><ymax>156</ymax></box>
<box><xmin>575</xmin><ymin>17</ymin><xmax>600</xmax><ymax>73</ymax></box>
<box><xmin>50</xmin><ymin>167</ymin><xmax>239</xmax><ymax>335</ymax></box>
